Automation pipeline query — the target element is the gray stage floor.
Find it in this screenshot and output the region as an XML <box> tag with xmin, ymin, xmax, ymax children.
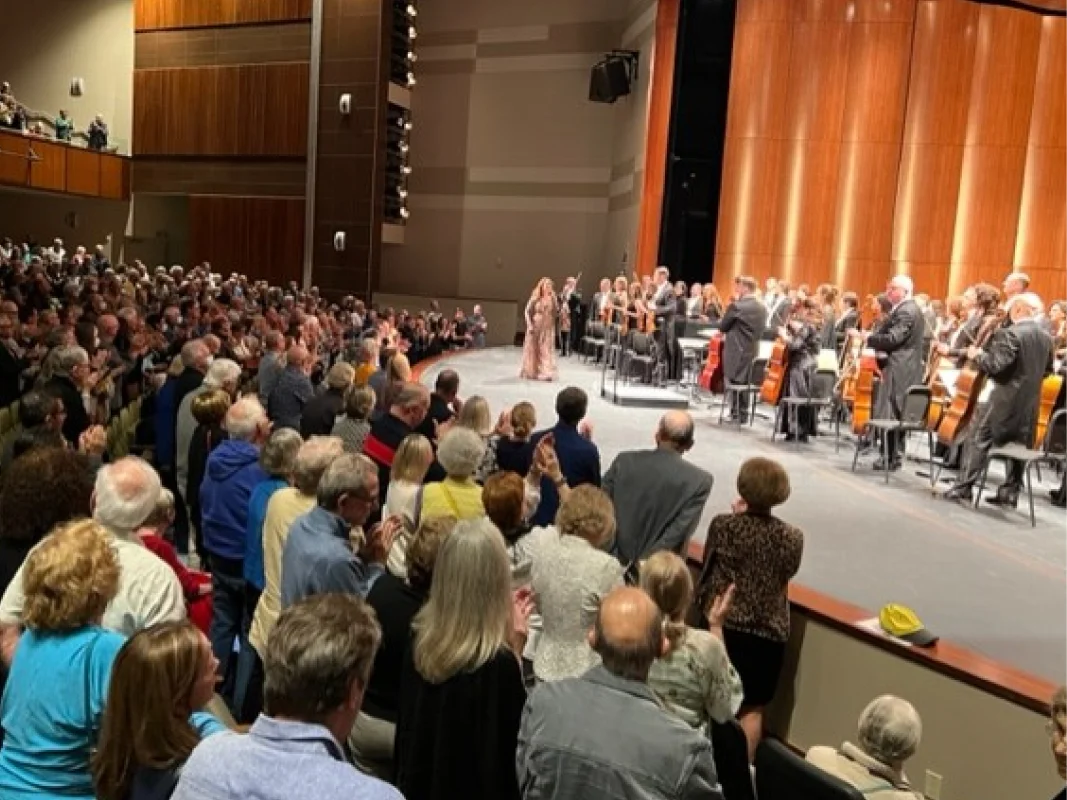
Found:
<box><xmin>420</xmin><ymin>347</ymin><xmax>1067</xmax><ymax>683</ymax></box>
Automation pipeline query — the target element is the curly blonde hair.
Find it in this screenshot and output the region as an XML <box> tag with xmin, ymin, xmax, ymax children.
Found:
<box><xmin>556</xmin><ymin>485</ymin><xmax>615</xmax><ymax>547</ymax></box>
<box><xmin>23</xmin><ymin>519</ymin><xmax>120</xmax><ymax>631</ymax></box>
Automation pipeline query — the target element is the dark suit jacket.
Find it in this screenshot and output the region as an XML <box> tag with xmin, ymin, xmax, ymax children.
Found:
<box><xmin>530</xmin><ymin>422</ymin><xmax>601</xmax><ymax>526</ymax></box>
<box><xmin>767</xmin><ymin>297</ymin><xmax>792</xmax><ymax>331</ymax></box>
<box><xmin>719</xmin><ymin>296</ymin><xmax>768</xmax><ymax>384</ymax></box>
<box><xmin>45</xmin><ymin>375</ymin><xmax>89</xmax><ymax>447</ymax></box>
<box><xmin>299</xmin><ymin>387</ymin><xmax>345</xmax><ymax>439</ymax></box>
<box><xmin>650</xmin><ymin>283</ymin><xmax>677</xmax><ymax>345</ymax></box>
<box><xmin>414</xmin><ymin>392</ymin><xmax>455</xmax><ymax>440</ymax></box>
<box><xmin>603</xmin><ymin>446</ymin><xmax>713</xmax><ymax>564</ymax></box>
<box><xmin>866</xmin><ymin>298</ymin><xmax>925</xmax><ymax>418</ymax></box>
<box><xmin>978</xmin><ymin>318</ymin><xmax>1054</xmax><ymax>444</ymax></box>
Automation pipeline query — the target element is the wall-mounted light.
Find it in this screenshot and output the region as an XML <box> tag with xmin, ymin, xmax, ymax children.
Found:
<box><xmin>406</xmin><ymin>4</ymin><xmax>417</xmax><ymax>16</ymax></box>
<box><xmin>400</xmin><ymin>207</ymin><xmax>410</xmax><ymax>219</ymax></box>
<box><xmin>338</xmin><ymin>93</ymin><xmax>352</xmax><ymax>115</ymax></box>
<box><xmin>399</xmin><ymin>142</ymin><xmax>409</xmax><ymax>153</ymax></box>
<box><xmin>404</xmin><ymin>121</ymin><xmax>413</xmax><ymax>131</ymax></box>
<box><xmin>406</xmin><ymin>72</ymin><xmax>416</xmax><ymax>87</ymax></box>
<box><xmin>409</xmin><ymin>26</ymin><xmax>417</xmax><ymax>38</ymax></box>
<box><xmin>398</xmin><ymin>188</ymin><xmax>408</xmax><ymax>198</ymax></box>
<box><xmin>333</xmin><ymin>231</ymin><xmax>346</xmax><ymax>251</ymax></box>
<box><xmin>401</xmin><ymin>165</ymin><xmax>412</xmax><ymax>175</ymax></box>
<box><xmin>408</xmin><ymin>51</ymin><xmax>417</xmax><ymax>62</ymax></box>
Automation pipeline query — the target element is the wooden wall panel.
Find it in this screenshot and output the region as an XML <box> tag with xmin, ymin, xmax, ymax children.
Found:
<box><xmin>189</xmin><ymin>196</ymin><xmax>304</xmax><ymax>286</ymax></box>
<box><xmin>27</xmin><ymin>140</ymin><xmax>67</xmax><ymax>193</ymax></box>
<box><xmin>66</xmin><ymin>149</ymin><xmax>102</xmax><ymax>197</ymax></box>
<box><xmin>135</xmin><ymin>0</ymin><xmax>312</xmax><ymax>32</ymax></box>
<box><xmin>715</xmin><ymin>0</ymin><xmax>1065</xmax><ymax>301</ymax></box>
<box><xmin>133</xmin><ymin>64</ymin><xmax>309</xmax><ymax>157</ymax></box>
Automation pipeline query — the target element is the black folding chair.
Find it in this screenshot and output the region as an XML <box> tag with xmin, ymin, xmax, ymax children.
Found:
<box><xmin>772</xmin><ymin>369</ymin><xmax>836</xmax><ymax>444</ymax></box>
<box><xmin>851</xmin><ymin>385</ymin><xmax>934</xmax><ymax>484</ymax></box>
<box><xmin>719</xmin><ymin>359</ymin><xmax>766</xmax><ymax>427</ymax></box>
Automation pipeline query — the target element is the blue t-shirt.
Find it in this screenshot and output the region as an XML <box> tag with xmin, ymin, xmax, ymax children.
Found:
<box><xmin>245</xmin><ymin>478</ymin><xmax>288</xmax><ymax>590</ymax></box>
<box><xmin>0</xmin><ymin>626</ymin><xmax>125</xmax><ymax>799</ymax></box>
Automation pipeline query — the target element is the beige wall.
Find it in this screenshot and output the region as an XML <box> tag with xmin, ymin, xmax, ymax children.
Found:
<box><xmin>380</xmin><ymin>0</ymin><xmax>657</xmax><ymax>333</ymax></box>
<box><xmin>0</xmin><ymin>188</ymin><xmax>130</xmax><ymax>260</ymax></box>
<box><xmin>125</xmin><ymin>194</ymin><xmax>190</xmax><ymax>267</ymax></box>
<box><xmin>772</xmin><ymin>612</ymin><xmax>1062</xmax><ymax>800</ymax></box>
<box><xmin>0</xmin><ymin>0</ymin><xmax>134</xmax><ymax>148</ymax></box>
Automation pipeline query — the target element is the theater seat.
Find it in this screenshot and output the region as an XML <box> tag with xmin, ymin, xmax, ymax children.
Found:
<box><xmin>754</xmin><ymin>739</ymin><xmax>864</xmax><ymax>800</ymax></box>
<box><xmin>710</xmin><ymin>719</ymin><xmax>755</xmax><ymax>800</ymax></box>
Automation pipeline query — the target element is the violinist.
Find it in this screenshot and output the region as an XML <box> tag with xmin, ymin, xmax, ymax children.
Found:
<box><xmin>590</xmin><ymin>278</ymin><xmax>612</xmax><ymax>325</ymax></box>
<box><xmin>776</xmin><ymin>299</ymin><xmax>823</xmax><ymax>442</ymax></box>
<box><xmin>943</xmin><ymin>293</ymin><xmax>1055</xmax><ymax>507</ymax></box>
<box><xmin>701</xmin><ymin>283</ymin><xmax>725</xmax><ymax>322</ymax></box>
<box><xmin>685</xmin><ymin>283</ymin><xmax>704</xmax><ymax>319</ymax></box>
<box><xmin>936</xmin><ymin>283</ymin><xmax>999</xmax><ymax>368</ymax></box>
<box><xmin>816</xmin><ymin>284</ymin><xmax>839</xmax><ymax>349</ymax></box>
<box><xmin>834</xmin><ymin>292</ymin><xmax>860</xmax><ymax>353</ymax></box>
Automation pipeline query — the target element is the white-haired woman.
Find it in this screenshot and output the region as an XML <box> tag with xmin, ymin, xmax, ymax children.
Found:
<box><xmin>806</xmin><ymin>695</ymin><xmax>924</xmax><ymax>799</ymax></box>
<box><xmin>396</xmin><ymin>517</ymin><xmax>532</xmax><ymax>800</ymax></box>
<box><xmin>43</xmin><ymin>344</ymin><xmax>92</xmax><ymax>446</ymax></box>
<box><xmin>418</xmin><ymin>427</ymin><xmax>486</xmax><ymax>520</ymax></box>
<box><xmin>455</xmin><ymin>395</ymin><xmax>497</xmax><ymax>482</ymax></box>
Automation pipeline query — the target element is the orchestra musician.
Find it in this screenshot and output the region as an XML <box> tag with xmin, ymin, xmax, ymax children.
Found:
<box><xmin>557</xmin><ymin>276</ymin><xmax>580</xmax><ymax>357</ymax></box>
<box><xmin>816</xmin><ymin>284</ymin><xmax>839</xmax><ymax>350</ymax></box>
<box><xmin>701</xmin><ymin>283</ymin><xmax>725</xmax><ymax>322</ymax></box>
<box><xmin>590</xmin><ymin>278</ymin><xmax>612</xmax><ymax>327</ymax></box>
<box><xmin>767</xmin><ymin>281</ymin><xmax>793</xmax><ymax>330</ymax></box>
<box><xmin>718</xmin><ymin>276</ymin><xmax>768</xmax><ymax>423</ymax></box>
<box><xmin>937</xmin><ymin>283</ymin><xmax>1000</xmax><ymax>368</ymax></box>
<box><xmin>834</xmin><ymin>292</ymin><xmax>860</xmax><ymax>353</ymax></box>
<box><xmin>777</xmin><ymin>298</ymin><xmax>823</xmax><ymax>442</ymax></box>
<box><xmin>685</xmin><ymin>283</ymin><xmax>704</xmax><ymax>319</ymax></box>
<box><xmin>649</xmin><ymin>266</ymin><xmax>678</xmax><ymax>381</ymax></box>
<box><xmin>852</xmin><ymin>275</ymin><xmax>925</xmax><ymax>471</ymax></box>
<box><xmin>943</xmin><ymin>293</ymin><xmax>1055</xmax><ymax>507</ymax></box>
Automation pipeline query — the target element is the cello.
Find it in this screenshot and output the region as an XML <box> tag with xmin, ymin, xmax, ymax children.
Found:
<box><xmin>936</xmin><ymin>314</ymin><xmax>1001</xmax><ymax>447</ymax></box>
<box><xmin>1033</xmin><ymin>373</ymin><xmax>1064</xmax><ymax>448</ymax></box>
<box><xmin>851</xmin><ymin>349</ymin><xmax>880</xmax><ymax>435</ymax></box>
<box><xmin>759</xmin><ymin>338</ymin><xmax>788</xmax><ymax>405</ymax></box>
<box><xmin>923</xmin><ymin>342</ymin><xmax>947</xmax><ymax>431</ymax></box>
<box><xmin>699</xmin><ymin>332</ymin><xmax>724</xmax><ymax>393</ymax></box>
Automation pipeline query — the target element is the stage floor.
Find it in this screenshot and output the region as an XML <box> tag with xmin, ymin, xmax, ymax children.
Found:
<box><xmin>420</xmin><ymin>347</ymin><xmax>1067</xmax><ymax>683</ymax></box>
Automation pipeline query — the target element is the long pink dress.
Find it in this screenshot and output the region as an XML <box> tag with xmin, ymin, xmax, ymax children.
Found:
<box><xmin>520</xmin><ymin>296</ymin><xmax>558</xmax><ymax>380</ymax></box>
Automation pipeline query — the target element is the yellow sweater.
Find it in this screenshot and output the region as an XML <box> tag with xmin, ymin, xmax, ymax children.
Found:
<box><xmin>419</xmin><ymin>478</ymin><xmax>485</xmax><ymax>521</ymax></box>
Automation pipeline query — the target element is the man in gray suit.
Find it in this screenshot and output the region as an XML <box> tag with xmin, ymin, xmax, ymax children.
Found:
<box><xmin>718</xmin><ymin>276</ymin><xmax>768</xmax><ymax>422</ymax></box>
<box><xmin>944</xmin><ymin>293</ymin><xmax>1054</xmax><ymax>506</ymax></box>
<box><xmin>603</xmin><ymin>410</ymin><xmax>713</xmax><ymax>566</ymax></box>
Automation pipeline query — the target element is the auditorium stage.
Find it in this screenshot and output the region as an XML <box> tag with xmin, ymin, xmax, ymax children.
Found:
<box><xmin>418</xmin><ymin>346</ymin><xmax>1066</xmax><ymax>684</ymax></box>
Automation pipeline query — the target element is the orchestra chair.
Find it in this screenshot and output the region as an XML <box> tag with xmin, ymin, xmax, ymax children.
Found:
<box><xmin>975</xmin><ymin>408</ymin><xmax>1067</xmax><ymax>527</ymax></box>
<box><xmin>710</xmin><ymin>719</ymin><xmax>756</xmax><ymax>800</ymax></box>
<box><xmin>850</xmin><ymin>385</ymin><xmax>934</xmax><ymax>485</ymax></box>
<box><xmin>581</xmin><ymin>321</ymin><xmax>607</xmax><ymax>363</ymax></box>
<box><xmin>605</xmin><ymin>325</ymin><xmax>626</xmax><ymax>370</ymax></box>
<box><xmin>754</xmin><ymin>739</ymin><xmax>864</xmax><ymax>800</ymax></box>
<box><xmin>620</xmin><ymin>331</ymin><xmax>656</xmax><ymax>384</ymax></box>
<box><xmin>770</xmin><ymin>370</ymin><xmax>837</xmax><ymax>446</ymax></box>
<box><xmin>717</xmin><ymin>359</ymin><xmax>766</xmax><ymax>427</ymax></box>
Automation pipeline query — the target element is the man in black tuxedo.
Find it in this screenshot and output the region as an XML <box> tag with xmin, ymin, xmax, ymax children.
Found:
<box><xmin>860</xmin><ymin>275</ymin><xmax>925</xmax><ymax>470</ymax></box>
<box><xmin>944</xmin><ymin>293</ymin><xmax>1054</xmax><ymax>506</ymax></box>
<box><xmin>649</xmin><ymin>266</ymin><xmax>677</xmax><ymax>382</ymax></box>
<box><xmin>718</xmin><ymin>276</ymin><xmax>768</xmax><ymax>422</ymax></box>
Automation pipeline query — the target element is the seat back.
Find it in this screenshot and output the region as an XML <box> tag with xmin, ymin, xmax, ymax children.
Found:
<box><xmin>812</xmin><ymin>370</ymin><xmax>836</xmax><ymax>401</ymax></box>
<box><xmin>899</xmin><ymin>385</ymin><xmax>932</xmax><ymax>426</ymax></box>
<box><xmin>747</xmin><ymin>359</ymin><xmax>767</xmax><ymax>387</ymax></box>
<box><xmin>631</xmin><ymin>332</ymin><xmax>652</xmax><ymax>356</ymax></box>
<box><xmin>755</xmin><ymin>739</ymin><xmax>864</xmax><ymax>800</ymax></box>
<box><xmin>1044</xmin><ymin>408</ymin><xmax>1067</xmax><ymax>456</ymax></box>
<box><xmin>710</xmin><ymin>719</ymin><xmax>756</xmax><ymax>800</ymax></box>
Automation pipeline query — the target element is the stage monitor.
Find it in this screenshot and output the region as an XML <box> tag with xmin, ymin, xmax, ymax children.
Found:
<box><xmin>588</xmin><ymin>53</ymin><xmax>636</xmax><ymax>103</ymax></box>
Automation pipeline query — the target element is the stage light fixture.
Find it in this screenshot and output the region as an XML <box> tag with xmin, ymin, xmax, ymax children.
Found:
<box><xmin>406</xmin><ymin>4</ymin><xmax>417</xmax><ymax>16</ymax></box>
<box><xmin>400</xmin><ymin>207</ymin><xmax>410</xmax><ymax>219</ymax></box>
<box><xmin>401</xmin><ymin>165</ymin><xmax>412</xmax><ymax>175</ymax></box>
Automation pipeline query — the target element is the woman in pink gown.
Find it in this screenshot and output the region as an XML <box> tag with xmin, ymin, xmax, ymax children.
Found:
<box><xmin>520</xmin><ymin>278</ymin><xmax>558</xmax><ymax>381</ymax></box>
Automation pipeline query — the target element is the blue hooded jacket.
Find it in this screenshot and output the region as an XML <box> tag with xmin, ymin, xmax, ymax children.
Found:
<box><xmin>200</xmin><ymin>440</ymin><xmax>269</xmax><ymax>561</ymax></box>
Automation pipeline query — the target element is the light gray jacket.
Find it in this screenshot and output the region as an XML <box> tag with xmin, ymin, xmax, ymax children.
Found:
<box><xmin>517</xmin><ymin>665</ymin><xmax>724</xmax><ymax>800</ymax></box>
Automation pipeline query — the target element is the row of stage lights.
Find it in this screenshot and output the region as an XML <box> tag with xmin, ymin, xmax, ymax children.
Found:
<box><xmin>388</xmin><ymin>1</ymin><xmax>416</xmax><ymax>223</ymax></box>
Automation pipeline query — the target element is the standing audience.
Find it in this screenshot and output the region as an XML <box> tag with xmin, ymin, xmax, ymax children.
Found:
<box><xmin>415</xmin><ymin>369</ymin><xmax>461</xmax><ymax>440</ymax></box>
<box><xmin>455</xmin><ymin>395</ymin><xmax>497</xmax><ymax>481</ymax></box>
<box><xmin>331</xmin><ymin>384</ymin><xmax>376</xmax><ymax>453</ymax></box>
<box><xmin>529</xmin><ymin>386</ymin><xmax>599</xmax><ymax>526</ymax></box>
<box><xmin>418</xmin><ymin>427</ymin><xmax>486</xmax><ymax>521</ymax></box>
<box><xmin>301</xmin><ymin>361</ymin><xmax>354</xmax><ymax>438</ymax></box>
<box><xmin>383</xmin><ymin>433</ymin><xmax>435</xmax><ymax>577</ymax></box>
<box><xmin>184</xmin><ymin>388</ymin><xmax>231</xmax><ymax>555</ymax></box>
<box><xmin>268</xmin><ymin>345</ymin><xmax>314</xmax><ymax>431</ymax></box>
<box><xmin>493</xmin><ymin>401</ymin><xmax>537</xmax><ymax>476</ymax></box>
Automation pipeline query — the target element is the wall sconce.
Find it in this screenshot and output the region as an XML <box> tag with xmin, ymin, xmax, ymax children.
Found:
<box><xmin>338</xmin><ymin>93</ymin><xmax>352</xmax><ymax>115</ymax></box>
<box><xmin>333</xmin><ymin>231</ymin><xmax>346</xmax><ymax>251</ymax></box>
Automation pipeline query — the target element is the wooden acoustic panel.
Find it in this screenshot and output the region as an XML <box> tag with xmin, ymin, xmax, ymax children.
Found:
<box><xmin>135</xmin><ymin>0</ymin><xmax>312</xmax><ymax>31</ymax></box>
<box><xmin>66</xmin><ymin>148</ymin><xmax>101</xmax><ymax>197</ymax></box>
<box><xmin>190</xmin><ymin>196</ymin><xmax>304</xmax><ymax>287</ymax></box>
<box><xmin>724</xmin><ymin>19</ymin><xmax>793</xmax><ymax>140</ymax></box>
<box><xmin>27</xmin><ymin>139</ymin><xmax>67</xmax><ymax>193</ymax></box>
<box><xmin>1014</xmin><ymin>145</ymin><xmax>1066</xmax><ymax>271</ymax></box>
<box><xmin>133</xmin><ymin>63</ymin><xmax>309</xmax><ymax>157</ymax></box>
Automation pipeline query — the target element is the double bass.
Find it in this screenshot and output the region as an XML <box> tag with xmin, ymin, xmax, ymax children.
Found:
<box><xmin>1033</xmin><ymin>373</ymin><xmax>1065</xmax><ymax>448</ymax></box>
<box><xmin>936</xmin><ymin>313</ymin><xmax>1001</xmax><ymax>447</ymax></box>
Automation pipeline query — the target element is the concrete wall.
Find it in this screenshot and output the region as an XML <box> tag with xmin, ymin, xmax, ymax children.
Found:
<box><xmin>0</xmin><ymin>0</ymin><xmax>134</xmax><ymax>149</ymax></box>
<box><xmin>380</xmin><ymin>0</ymin><xmax>657</xmax><ymax>309</ymax></box>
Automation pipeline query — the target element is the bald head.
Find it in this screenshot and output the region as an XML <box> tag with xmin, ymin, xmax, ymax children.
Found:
<box><xmin>588</xmin><ymin>586</ymin><xmax>666</xmax><ymax>682</ymax></box>
<box><xmin>287</xmin><ymin>344</ymin><xmax>310</xmax><ymax>369</ymax></box>
<box><xmin>656</xmin><ymin>410</ymin><xmax>695</xmax><ymax>453</ymax></box>
<box><xmin>1008</xmin><ymin>291</ymin><xmax>1043</xmax><ymax>321</ymax></box>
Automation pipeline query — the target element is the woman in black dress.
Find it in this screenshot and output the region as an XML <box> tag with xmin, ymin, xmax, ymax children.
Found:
<box><xmin>776</xmin><ymin>299</ymin><xmax>822</xmax><ymax>442</ymax></box>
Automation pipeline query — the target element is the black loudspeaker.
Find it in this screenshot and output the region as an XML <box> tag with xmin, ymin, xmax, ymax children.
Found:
<box><xmin>589</xmin><ymin>56</ymin><xmax>633</xmax><ymax>103</ymax></box>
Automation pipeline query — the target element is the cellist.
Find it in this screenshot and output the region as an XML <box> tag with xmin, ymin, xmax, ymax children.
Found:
<box><xmin>943</xmin><ymin>293</ymin><xmax>1055</xmax><ymax>507</ymax></box>
<box><xmin>776</xmin><ymin>298</ymin><xmax>822</xmax><ymax>443</ymax></box>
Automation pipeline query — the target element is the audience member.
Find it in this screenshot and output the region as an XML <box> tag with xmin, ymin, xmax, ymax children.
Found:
<box><xmin>248</xmin><ymin>436</ymin><xmax>344</xmax><ymax>660</ymax></box>
<box><xmin>184</xmin><ymin>388</ymin><xmax>231</xmax><ymax>553</ymax></box>
<box><xmin>396</xmin><ymin>518</ymin><xmax>532</xmax><ymax>800</ymax></box>
<box><xmin>331</xmin><ymin>383</ymin><xmax>375</xmax><ymax>453</ymax></box>
<box><xmin>136</xmin><ymin>489</ymin><xmax>212</xmax><ymax>635</ymax></box>
<box><xmin>493</xmin><ymin>401</ymin><xmax>537</xmax><ymax>475</ymax></box>
<box><xmin>238</xmin><ymin>427</ymin><xmax>302</xmax><ymax>722</ymax></box>
<box><xmin>374</xmin><ymin>353</ymin><xmax>413</xmax><ymax>411</ymax></box>
<box><xmin>416</xmin><ymin>369</ymin><xmax>461</xmax><ymax>441</ymax></box>
<box><xmin>164</xmin><ymin>339</ymin><xmax>212</xmax><ymax>550</ymax></box>
<box><xmin>529</xmin><ymin>386</ymin><xmax>600</xmax><ymax>526</ymax></box>
<box><xmin>281</xmin><ymin>453</ymin><xmax>402</xmax><ymax>605</ymax></box>
<box><xmin>1050</xmin><ymin>686</ymin><xmax>1066</xmax><ymax>800</ymax></box>
<box><xmin>0</xmin><ymin>312</ymin><xmax>25</xmax><ymax>408</ymax></box>
<box><xmin>455</xmin><ymin>394</ymin><xmax>497</xmax><ymax>481</ymax></box>
<box><xmin>0</xmin><ymin>520</ymin><xmax>124</xmax><ymax>800</ymax></box>
<box><xmin>87</xmin><ymin>114</ymin><xmax>109</xmax><ymax>150</ymax></box>
<box><xmin>418</xmin><ymin>427</ymin><xmax>486</xmax><ymax>520</ymax></box>
<box><xmin>1</xmin><ymin>456</ymin><xmax>185</xmax><ymax>640</ymax></box>
<box><xmin>199</xmin><ymin>396</ymin><xmax>271</xmax><ymax>700</ymax></box>
<box><xmin>383</xmin><ymin>433</ymin><xmax>435</xmax><ymax>576</ymax></box>
<box><xmin>1</xmin><ymin>388</ymin><xmax>68</xmax><ymax>470</ymax></box>
<box><xmin>516</xmin><ymin>586</ymin><xmax>722</xmax><ymax>800</ymax></box>
<box><xmin>256</xmin><ymin>331</ymin><xmax>286</xmax><ymax>408</ymax></box>
<box><xmin>513</xmin><ymin>485</ymin><xmax>623</xmax><ymax>682</ymax></box>
<box><xmin>806</xmin><ymin>695</ymin><xmax>924</xmax><ymax>800</ymax></box>
<box><xmin>301</xmin><ymin>361</ymin><xmax>354</xmax><ymax>438</ymax></box>
<box><xmin>43</xmin><ymin>344</ymin><xmax>92</xmax><ymax>446</ymax></box>
<box><xmin>604</xmin><ymin>410</ymin><xmax>713</xmax><ymax>564</ymax></box>
<box><xmin>351</xmin><ymin>337</ymin><xmax>380</xmax><ymax>386</ymax></box>
<box><xmin>639</xmin><ymin>551</ymin><xmax>742</xmax><ymax>729</ymax></box>
<box><xmin>364</xmin><ymin>382</ymin><xmax>442</xmax><ymax>511</ymax></box>
<box><xmin>355</xmin><ymin>516</ymin><xmax>457</xmax><ymax>778</ymax></box>
<box><xmin>482</xmin><ymin>470</ymin><xmax>531</xmax><ymax>548</ymax></box>
<box><xmin>696</xmin><ymin>457</ymin><xmax>804</xmax><ymax>759</ymax></box>
<box><xmin>268</xmin><ymin>344</ymin><xmax>314</xmax><ymax>431</ymax></box>
<box><xmin>172</xmin><ymin>594</ymin><xmax>402</xmax><ymax>800</ymax></box>
<box><xmin>92</xmin><ymin>622</ymin><xmax>227</xmax><ymax>800</ymax></box>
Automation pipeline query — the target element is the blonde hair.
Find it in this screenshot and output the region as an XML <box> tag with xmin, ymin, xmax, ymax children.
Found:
<box><xmin>639</xmin><ymin>551</ymin><xmax>692</xmax><ymax>652</ymax></box>
<box><xmin>412</xmin><ymin>518</ymin><xmax>512</xmax><ymax>683</ymax></box>
<box><xmin>391</xmin><ymin>434</ymin><xmax>434</xmax><ymax>483</ymax></box>
<box><xmin>92</xmin><ymin>622</ymin><xmax>207</xmax><ymax>800</ymax></box>
<box><xmin>387</xmin><ymin>353</ymin><xmax>412</xmax><ymax>382</ymax></box>
<box><xmin>23</xmin><ymin>519</ymin><xmax>120</xmax><ymax>630</ymax></box>
<box><xmin>456</xmin><ymin>395</ymin><xmax>492</xmax><ymax>437</ymax></box>
<box><xmin>191</xmin><ymin>388</ymin><xmax>231</xmax><ymax>427</ymax></box>
<box><xmin>556</xmin><ymin>485</ymin><xmax>616</xmax><ymax>547</ymax></box>
<box><xmin>509</xmin><ymin>402</ymin><xmax>536</xmax><ymax>440</ymax></box>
